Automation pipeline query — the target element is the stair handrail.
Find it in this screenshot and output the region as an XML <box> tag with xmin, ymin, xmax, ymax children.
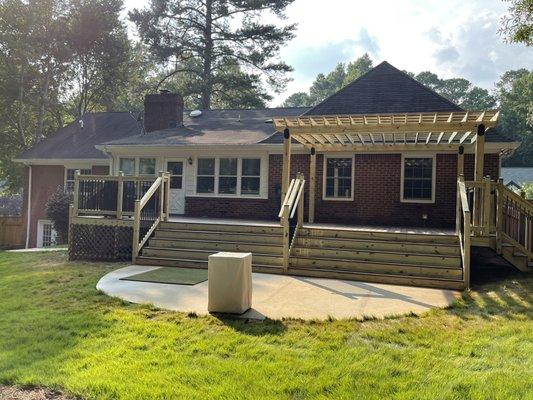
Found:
<box><xmin>456</xmin><ymin>176</ymin><xmax>471</xmax><ymax>288</ymax></box>
<box><xmin>132</xmin><ymin>172</ymin><xmax>170</xmax><ymax>262</ymax></box>
<box><xmin>279</xmin><ymin>173</ymin><xmax>306</xmax><ymax>272</ymax></box>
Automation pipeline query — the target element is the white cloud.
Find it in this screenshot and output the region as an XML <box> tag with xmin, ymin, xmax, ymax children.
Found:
<box><xmin>123</xmin><ymin>0</ymin><xmax>533</xmax><ymax>106</ymax></box>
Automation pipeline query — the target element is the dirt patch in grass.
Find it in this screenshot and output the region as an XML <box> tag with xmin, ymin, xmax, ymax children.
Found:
<box><xmin>0</xmin><ymin>386</ymin><xmax>76</xmax><ymax>400</ymax></box>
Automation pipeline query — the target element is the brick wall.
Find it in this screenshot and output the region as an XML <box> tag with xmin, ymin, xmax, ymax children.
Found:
<box><xmin>183</xmin><ymin>152</ymin><xmax>500</xmax><ymax>229</ymax></box>
<box><xmin>22</xmin><ymin>165</ymin><xmax>65</xmax><ymax>247</ymax></box>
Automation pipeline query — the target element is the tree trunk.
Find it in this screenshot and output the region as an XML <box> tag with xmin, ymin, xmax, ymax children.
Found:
<box><xmin>200</xmin><ymin>0</ymin><xmax>213</xmax><ymax>110</ymax></box>
<box><xmin>17</xmin><ymin>65</ymin><xmax>26</xmax><ymax>147</ymax></box>
<box><xmin>37</xmin><ymin>65</ymin><xmax>51</xmax><ymax>138</ymax></box>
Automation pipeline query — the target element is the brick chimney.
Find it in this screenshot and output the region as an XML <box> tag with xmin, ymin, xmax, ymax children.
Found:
<box><xmin>143</xmin><ymin>91</ymin><xmax>184</xmax><ymax>133</ymax></box>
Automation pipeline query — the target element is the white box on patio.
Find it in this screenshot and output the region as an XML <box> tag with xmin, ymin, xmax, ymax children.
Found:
<box><xmin>208</xmin><ymin>252</ymin><xmax>252</xmax><ymax>314</ymax></box>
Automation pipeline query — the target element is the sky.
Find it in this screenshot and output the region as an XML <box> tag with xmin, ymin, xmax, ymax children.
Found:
<box><xmin>123</xmin><ymin>0</ymin><xmax>533</xmax><ymax>106</ymax></box>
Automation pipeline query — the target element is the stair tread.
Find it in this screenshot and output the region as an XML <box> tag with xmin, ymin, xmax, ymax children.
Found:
<box><xmin>292</xmin><ymin>245</ymin><xmax>461</xmax><ymax>259</ymax></box>
<box><xmin>289</xmin><ymin>265</ymin><xmax>464</xmax><ymax>282</ymax></box>
<box><xmin>137</xmin><ymin>255</ymin><xmax>282</xmax><ymax>269</ymax></box>
<box><xmin>156</xmin><ymin>228</ymin><xmax>281</xmax><ymax>237</ymax></box>
<box><xmin>298</xmin><ymin>236</ymin><xmax>459</xmax><ymax>247</ymax></box>
<box><xmin>151</xmin><ymin>237</ymin><xmax>282</xmax><ymax>247</ymax></box>
<box><xmin>143</xmin><ymin>246</ymin><xmax>282</xmax><ymax>257</ymax></box>
<box><xmin>292</xmin><ymin>254</ymin><xmax>463</xmax><ymax>269</ymax></box>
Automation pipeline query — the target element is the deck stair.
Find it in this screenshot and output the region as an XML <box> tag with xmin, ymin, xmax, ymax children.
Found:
<box><xmin>288</xmin><ymin>226</ymin><xmax>465</xmax><ymax>289</ymax></box>
<box><xmin>136</xmin><ymin>220</ymin><xmax>285</xmax><ymax>274</ymax></box>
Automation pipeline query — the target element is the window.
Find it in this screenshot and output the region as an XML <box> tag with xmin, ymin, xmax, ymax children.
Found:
<box><xmin>65</xmin><ymin>168</ymin><xmax>91</xmax><ymax>192</ymax></box>
<box><xmin>241</xmin><ymin>158</ymin><xmax>261</xmax><ymax>195</ymax></box>
<box><xmin>324</xmin><ymin>157</ymin><xmax>353</xmax><ymax>199</ymax></box>
<box><xmin>119</xmin><ymin>158</ymin><xmax>135</xmax><ymax>175</ymax></box>
<box><xmin>402</xmin><ymin>156</ymin><xmax>435</xmax><ymax>202</ymax></box>
<box><xmin>195</xmin><ymin>157</ymin><xmax>263</xmax><ymax>197</ymax></box>
<box><xmin>37</xmin><ymin>220</ymin><xmax>57</xmax><ymax>248</ymax></box>
<box><xmin>219</xmin><ymin>158</ymin><xmax>238</xmax><ymax>194</ymax></box>
<box><xmin>197</xmin><ymin>158</ymin><xmax>215</xmax><ymax>193</ymax></box>
<box><xmin>139</xmin><ymin>158</ymin><xmax>156</xmax><ymax>175</ymax></box>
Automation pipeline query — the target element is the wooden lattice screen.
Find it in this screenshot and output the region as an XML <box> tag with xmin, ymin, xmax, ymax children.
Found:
<box><xmin>69</xmin><ymin>223</ymin><xmax>133</xmax><ymax>262</ymax></box>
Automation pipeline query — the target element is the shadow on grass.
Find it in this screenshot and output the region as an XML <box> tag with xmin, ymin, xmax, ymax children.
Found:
<box><xmin>211</xmin><ymin>313</ymin><xmax>288</xmax><ymax>336</ymax></box>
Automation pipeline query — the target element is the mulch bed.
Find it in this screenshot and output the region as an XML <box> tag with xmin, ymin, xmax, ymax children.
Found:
<box><xmin>0</xmin><ymin>386</ymin><xmax>76</xmax><ymax>400</ymax></box>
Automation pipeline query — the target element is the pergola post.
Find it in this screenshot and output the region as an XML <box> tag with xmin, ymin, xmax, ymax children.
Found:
<box><xmin>281</xmin><ymin>128</ymin><xmax>291</xmax><ymax>201</ymax></box>
<box><xmin>473</xmin><ymin>124</ymin><xmax>486</xmax><ymax>229</ymax></box>
<box><xmin>309</xmin><ymin>147</ymin><xmax>316</xmax><ymax>223</ymax></box>
<box><xmin>457</xmin><ymin>145</ymin><xmax>464</xmax><ymax>177</ymax></box>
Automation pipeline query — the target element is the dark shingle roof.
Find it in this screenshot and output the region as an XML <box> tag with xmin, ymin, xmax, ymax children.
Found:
<box><xmin>104</xmin><ymin>107</ymin><xmax>309</xmax><ymax>147</ymax></box>
<box><xmin>304</xmin><ymin>61</ymin><xmax>462</xmax><ymax>116</ymax></box>
<box><xmin>17</xmin><ymin>112</ymin><xmax>142</xmax><ymax>160</ymax></box>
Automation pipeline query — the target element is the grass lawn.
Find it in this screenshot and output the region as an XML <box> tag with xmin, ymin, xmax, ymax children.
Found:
<box><xmin>0</xmin><ymin>251</ymin><xmax>531</xmax><ymax>400</ymax></box>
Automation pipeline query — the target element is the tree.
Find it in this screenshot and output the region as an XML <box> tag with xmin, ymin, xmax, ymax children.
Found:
<box><xmin>66</xmin><ymin>0</ymin><xmax>131</xmax><ymax>117</ymax></box>
<box><xmin>45</xmin><ymin>187</ymin><xmax>71</xmax><ymax>244</ymax></box>
<box><xmin>414</xmin><ymin>72</ymin><xmax>497</xmax><ymax>109</ymax></box>
<box><xmin>500</xmin><ymin>0</ymin><xmax>533</xmax><ymax>46</ymax></box>
<box><xmin>282</xmin><ymin>54</ymin><xmax>374</xmax><ymax>107</ymax></box>
<box><xmin>497</xmin><ymin>69</ymin><xmax>533</xmax><ymax>166</ymax></box>
<box><xmin>130</xmin><ymin>0</ymin><xmax>296</xmax><ymax>110</ymax></box>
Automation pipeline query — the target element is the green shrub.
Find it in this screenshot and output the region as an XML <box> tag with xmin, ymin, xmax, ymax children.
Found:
<box><xmin>45</xmin><ymin>187</ymin><xmax>71</xmax><ymax>244</ymax></box>
<box><xmin>522</xmin><ymin>183</ymin><xmax>533</xmax><ymax>199</ymax></box>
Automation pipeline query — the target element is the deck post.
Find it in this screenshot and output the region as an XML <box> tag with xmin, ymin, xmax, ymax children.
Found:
<box><xmin>473</xmin><ymin>124</ymin><xmax>486</xmax><ymax>231</ymax></box>
<box><xmin>456</xmin><ymin>174</ymin><xmax>464</xmax><ymax>234</ymax></box>
<box><xmin>158</xmin><ymin>171</ymin><xmax>165</xmax><ymax>221</ymax></box>
<box><xmin>132</xmin><ymin>199</ymin><xmax>141</xmax><ymax>262</ymax></box>
<box><xmin>282</xmin><ymin>204</ymin><xmax>290</xmax><ymax>273</ymax></box>
<box><xmin>281</xmin><ymin>128</ymin><xmax>291</xmax><ymax>202</ymax></box>
<box><xmin>165</xmin><ymin>172</ymin><xmax>171</xmax><ymax>221</ymax></box>
<box><xmin>116</xmin><ymin>171</ymin><xmax>124</xmax><ymax>219</ymax></box>
<box><xmin>309</xmin><ymin>147</ymin><xmax>316</xmax><ymax>223</ymax></box>
<box><xmin>482</xmin><ymin>177</ymin><xmax>492</xmax><ymax>235</ymax></box>
<box><xmin>73</xmin><ymin>170</ymin><xmax>80</xmax><ymax>217</ymax></box>
<box><xmin>496</xmin><ymin>178</ymin><xmax>504</xmax><ymax>254</ymax></box>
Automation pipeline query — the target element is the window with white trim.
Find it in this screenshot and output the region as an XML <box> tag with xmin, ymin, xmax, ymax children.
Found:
<box><xmin>119</xmin><ymin>158</ymin><xmax>135</xmax><ymax>175</ymax></box>
<box><xmin>324</xmin><ymin>157</ymin><xmax>353</xmax><ymax>199</ymax></box>
<box><xmin>197</xmin><ymin>158</ymin><xmax>216</xmax><ymax>194</ymax></box>
<box><xmin>195</xmin><ymin>157</ymin><xmax>262</xmax><ymax>197</ymax></box>
<box><xmin>139</xmin><ymin>158</ymin><xmax>156</xmax><ymax>175</ymax></box>
<box><xmin>402</xmin><ymin>156</ymin><xmax>435</xmax><ymax>202</ymax></box>
<box><xmin>65</xmin><ymin>168</ymin><xmax>91</xmax><ymax>192</ymax></box>
<box><xmin>241</xmin><ymin>158</ymin><xmax>261</xmax><ymax>195</ymax></box>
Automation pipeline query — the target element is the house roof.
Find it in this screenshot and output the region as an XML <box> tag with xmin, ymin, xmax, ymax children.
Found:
<box><xmin>304</xmin><ymin>61</ymin><xmax>463</xmax><ymax>115</ymax></box>
<box><xmin>17</xmin><ymin>112</ymin><xmax>142</xmax><ymax>160</ymax></box>
<box><xmin>102</xmin><ymin>108</ymin><xmax>309</xmax><ymax>147</ymax></box>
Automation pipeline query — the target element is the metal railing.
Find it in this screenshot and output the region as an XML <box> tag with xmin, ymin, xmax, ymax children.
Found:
<box><xmin>278</xmin><ymin>173</ymin><xmax>305</xmax><ymax>272</ymax></box>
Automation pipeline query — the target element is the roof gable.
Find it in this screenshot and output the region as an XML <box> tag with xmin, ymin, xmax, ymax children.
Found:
<box><xmin>304</xmin><ymin>61</ymin><xmax>463</xmax><ymax>116</ymax></box>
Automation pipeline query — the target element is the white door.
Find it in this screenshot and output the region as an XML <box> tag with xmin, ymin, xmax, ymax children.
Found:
<box><xmin>166</xmin><ymin>159</ymin><xmax>185</xmax><ymax>214</ymax></box>
<box><xmin>37</xmin><ymin>220</ymin><xmax>57</xmax><ymax>248</ymax></box>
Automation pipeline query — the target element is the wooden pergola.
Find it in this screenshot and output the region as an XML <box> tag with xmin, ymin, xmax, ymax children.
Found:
<box><xmin>274</xmin><ymin>110</ymin><xmax>500</xmax><ymax>223</ymax></box>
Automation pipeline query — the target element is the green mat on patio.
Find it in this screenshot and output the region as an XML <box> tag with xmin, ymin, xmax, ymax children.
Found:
<box><xmin>120</xmin><ymin>267</ymin><xmax>208</xmax><ymax>286</ymax></box>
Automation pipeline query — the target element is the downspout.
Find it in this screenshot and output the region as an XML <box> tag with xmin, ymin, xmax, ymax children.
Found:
<box><xmin>25</xmin><ymin>163</ymin><xmax>32</xmax><ymax>249</ymax></box>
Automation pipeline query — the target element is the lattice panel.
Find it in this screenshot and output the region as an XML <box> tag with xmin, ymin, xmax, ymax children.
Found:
<box><xmin>69</xmin><ymin>224</ymin><xmax>132</xmax><ymax>261</ymax></box>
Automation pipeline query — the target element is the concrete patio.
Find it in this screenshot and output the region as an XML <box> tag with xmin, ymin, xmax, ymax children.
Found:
<box><xmin>97</xmin><ymin>265</ymin><xmax>460</xmax><ymax>320</ymax></box>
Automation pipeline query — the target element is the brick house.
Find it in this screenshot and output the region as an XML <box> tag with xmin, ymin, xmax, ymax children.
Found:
<box><xmin>15</xmin><ymin>61</ymin><xmax>517</xmax><ymax>248</ymax></box>
<box><xmin>14</xmin><ymin>61</ymin><xmax>530</xmax><ymax>290</ymax></box>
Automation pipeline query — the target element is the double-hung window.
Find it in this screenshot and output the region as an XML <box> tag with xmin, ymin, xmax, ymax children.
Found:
<box><xmin>401</xmin><ymin>156</ymin><xmax>435</xmax><ymax>202</ymax></box>
<box><xmin>197</xmin><ymin>158</ymin><xmax>216</xmax><ymax>194</ymax></box>
<box><xmin>119</xmin><ymin>157</ymin><xmax>156</xmax><ymax>176</ymax></box>
<box><xmin>119</xmin><ymin>158</ymin><xmax>136</xmax><ymax>175</ymax></box>
<box><xmin>196</xmin><ymin>157</ymin><xmax>262</xmax><ymax>197</ymax></box>
<box><xmin>65</xmin><ymin>168</ymin><xmax>91</xmax><ymax>192</ymax></box>
<box><xmin>324</xmin><ymin>156</ymin><xmax>353</xmax><ymax>200</ymax></box>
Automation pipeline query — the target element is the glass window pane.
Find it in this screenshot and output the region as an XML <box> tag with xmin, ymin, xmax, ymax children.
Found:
<box><xmin>170</xmin><ymin>176</ymin><xmax>182</xmax><ymax>189</ymax></box>
<box><xmin>242</xmin><ymin>159</ymin><xmax>260</xmax><ymax>176</ymax></box>
<box><xmin>198</xmin><ymin>158</ymin><xmax>215</xmax><ymax>175</ymax></box>
<box><xmin>326</xmin><ymin>178</ymin><xmax>335</xmax><ymax>197</ymax></box>
<box><xmin>241</xmin><ymin>177</ymin><xmax>260</xmax><ymax>195</ymax></box>
<box><xmin>220</xmin><ymin>158</ymin><xmax>237</xmax><ymax>176</ymax></box>
<box><xmin>167</xmin><ymin>161</ymin><xmax>183</xmax><ymax>175</ymax></box>
<box><xmin>197</xmin><ymin>176</ymin><xmax>214</xmax><ymax>193</ymax></box>
<box><xmin>219</xmin><ymin>177</ymin><xmax>237</xmax><ymax>194</ymax></box>
<box><xmin>325</xmin><ymin>158</ymin><xmax>352</xmax><ymax>198</ymax></box>
<box><xmin>139</xmin><ymin>158</ymin><xmax>156</xmax><ymax>175</ymax></box>
<box><xmin>119</xmin><ymin>158</ymin><xmax>135</xmax><ymax>175</ymax></box>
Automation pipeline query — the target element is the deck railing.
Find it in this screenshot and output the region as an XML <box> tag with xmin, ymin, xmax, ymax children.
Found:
<box><xmin>73</xmin><ymin>172</ymin><xmax>159</xmax><ymax>218</ymax></box>
<box><xmin>132</xmin><ymin>172</ymin><xmax>170</xmax><ymax>261</ymax></box>
<box><xmin>279</xmin><ymin>173</ymin><xmax>305</xmax><ymax>272</ymax></box>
